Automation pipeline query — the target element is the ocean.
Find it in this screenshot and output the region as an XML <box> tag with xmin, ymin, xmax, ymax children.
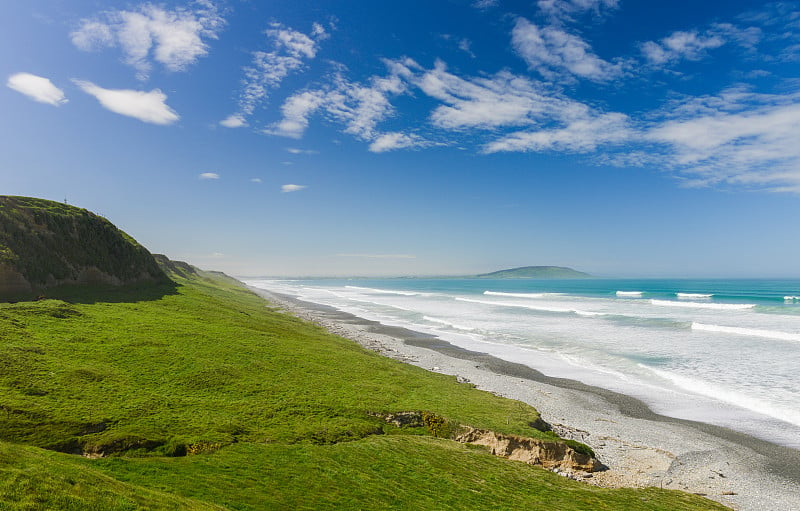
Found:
<box><xmin>245</xmin><ymin>277</ymin><xmax>800</xmax><ymax>448</ymax></box>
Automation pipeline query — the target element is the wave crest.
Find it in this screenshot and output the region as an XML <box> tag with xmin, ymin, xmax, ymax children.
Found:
<box><xmin>650</xmin><ymin>299</ymin><xmax>755</xmax><ymax>310</ymax></box>
<box><xmin>692</xmin><ymin>322</ymin><xmax>800</xmax><ymax>342</ymax></box>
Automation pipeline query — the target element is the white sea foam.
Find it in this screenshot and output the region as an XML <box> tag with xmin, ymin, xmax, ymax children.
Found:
<box><xmin>483</xmin><ymin>291</ymin><xmax>548</xmax><ymax>298</ymax></box>
<box><xmin>616</xmin><ymin>291</ymin><xmax>643</xmax><ymax>297</ymax></box>
<box><xmin>676</xmin><ymin>292</ymin><xmax>713</xmax><ymax>299</ymax></box>
<box><xmin>644</xmin><ymin>366</ymin><xmax>800</xmax><ymax>428</ymax></box>
<box><xmin>345</xmin><ymin>285</ymin><xmax>419</xmax><ymax>296</ymax></box>
<box><xmin>785</xmin><ymin>296</ymin><xmax>800</xmax><ymax>302</ymax></box>
<box><xmin>692</xmin><ymin>322</ymin><xmax>800</xmax><ymax>343</ymax></box>
<box><xmin>423</xmin><ymin>316</ymin><xmax>475</xmax><ymax>331</ymax></box>
<box><xmin>456</xmin><ymin>297</ymin><xmax>602</xmax><ymax>317</ymax></box>
<box><xmin>650</xmin><ymin>299</ymin><xmax>755</xmax><ymax>310</ymax></box>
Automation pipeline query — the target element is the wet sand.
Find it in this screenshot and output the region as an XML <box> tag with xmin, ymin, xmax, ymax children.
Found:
<box><xmin>250</xmin><ymin>286</ymin><xmax>800</xmax><ymax>511</ymax></box>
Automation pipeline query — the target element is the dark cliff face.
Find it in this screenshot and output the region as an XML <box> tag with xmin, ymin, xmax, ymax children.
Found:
<box><xmin>0</xmin><ymin>196</ymin><xmax>168</xmax><ymax>301</ymax></box>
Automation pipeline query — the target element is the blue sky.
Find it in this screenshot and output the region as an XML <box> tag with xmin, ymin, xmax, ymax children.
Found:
<box><xmin>2</xmin><ymin>0</ymin><xmax>799</xmax><ymax>277</ymax></box>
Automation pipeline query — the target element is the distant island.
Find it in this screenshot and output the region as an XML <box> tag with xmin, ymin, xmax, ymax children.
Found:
<box><xmin>476</xmin><ymin>266</ymin><xmax>592</xmax><ymax>279</ymax></box>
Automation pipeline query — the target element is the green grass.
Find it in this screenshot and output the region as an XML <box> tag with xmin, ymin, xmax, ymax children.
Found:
<box><xmin>0</xmin><ymin>269</ymin><xmax>728</xmax><ymax>510</ymax></box>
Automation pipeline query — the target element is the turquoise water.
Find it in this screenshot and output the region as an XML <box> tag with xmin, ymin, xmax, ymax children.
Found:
<box><xmin>247</xmin><ymin>278</ymin><xmax>800</xmax><ymax>448</ymax></box>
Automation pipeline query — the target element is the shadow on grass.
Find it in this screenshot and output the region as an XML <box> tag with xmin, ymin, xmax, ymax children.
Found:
<box><xmin>35</xmin><ymin>279</ymin><xmax>181</xmax><ymax>304</ymax></box>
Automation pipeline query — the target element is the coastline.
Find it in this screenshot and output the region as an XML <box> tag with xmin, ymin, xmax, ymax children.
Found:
<box><xmin>250</xmin><ymin>286</ymin><xmax>800</xmax><ymax>511</ymax></box>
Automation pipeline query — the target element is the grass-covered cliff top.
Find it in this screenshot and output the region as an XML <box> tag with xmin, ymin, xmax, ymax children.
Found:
<box><xmin>0</xmin><ymin>196</ymin><xmax>166</xmax><ymax>299</ymax></box>
<box><xmin>0</xmin><ymin>261</ymin><xmax>726</xmax><ymax>509</ymax></box>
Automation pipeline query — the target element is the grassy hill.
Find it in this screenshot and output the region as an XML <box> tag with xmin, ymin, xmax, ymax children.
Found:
<box><xmin>0</xmin><ymin>196</ymin><xmax>168</xmax><ymax>301</ymax></box>
<box><xmin>478</xmin><ymin>266</ymin><xmax>592</xmax><ymax>279</ymax></box>
<box><xmin>0</xmin><ymin>198</ymin><xmax>725</xmax><ymax>509</ymax></box>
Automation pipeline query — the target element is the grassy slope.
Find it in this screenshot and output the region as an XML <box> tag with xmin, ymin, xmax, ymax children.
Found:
<box><xmin>0</xmin><ymin>270</ymin><xmax>726</xmax><ymax>510</ymax></box>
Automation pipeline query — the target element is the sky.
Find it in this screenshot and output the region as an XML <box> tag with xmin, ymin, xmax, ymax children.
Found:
<box><xmin>1</xmin><ymin>0</ymin><xmax>799</xmax><ymax>277</ymax></box>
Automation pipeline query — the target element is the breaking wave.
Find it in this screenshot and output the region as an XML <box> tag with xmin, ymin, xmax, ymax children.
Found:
<box><xmin>423</xmin><ymin>316</ymin><xmax>475</xmax><ymax>331</ymax></box>
<box><xmin>650</xmin><ymin>299</ymin><xmax>755</xmax><ymax>310</ymax></box>
<box><xmin>483</xmin><ymin>291</ymin><xmax>550</xmax><ymax>298</ymax></box>
<box><xmin>345</xmin><ymin>285</ymin><xmax>420</xmax><ymax>296</ymax></box>
<box><xmin>692</xmin><ymin>322</ymin><xmax>800</xmax><ymax>343</ymax></box>
<box><xmin>676</xmin><ymin>292</ymin><xmax>713</xmax><ymax>299</ymax></box>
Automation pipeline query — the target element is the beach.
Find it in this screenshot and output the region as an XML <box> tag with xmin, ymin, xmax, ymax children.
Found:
<box><xmin>250</xmin><ymin>286</ymin><xmax>800</xmax><ymax>511</ymax></box>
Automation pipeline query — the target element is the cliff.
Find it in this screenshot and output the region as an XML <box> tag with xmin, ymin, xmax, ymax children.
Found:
<box><xmin>0</xmin><ymin>196</ymin><xmax>168</xmax><ymax>301</ymax></box>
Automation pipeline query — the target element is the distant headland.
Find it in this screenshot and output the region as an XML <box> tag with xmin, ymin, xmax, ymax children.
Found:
<box><xmin>476</xmin><ymin>266</ymin><xmax>592</xmax><ymax>279</ymax></box>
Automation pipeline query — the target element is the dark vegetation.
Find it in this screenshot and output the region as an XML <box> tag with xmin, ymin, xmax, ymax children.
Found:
<box><xmin>0</xmin><ymin>196</ymin><xmax>169</xmax><ymax>301</ymax></box>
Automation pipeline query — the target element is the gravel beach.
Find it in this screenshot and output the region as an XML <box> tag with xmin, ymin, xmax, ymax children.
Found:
<box><xmin>250</xmin><ymin>286</ymin><xmax>800</xmax><ymax>511</ymax></box>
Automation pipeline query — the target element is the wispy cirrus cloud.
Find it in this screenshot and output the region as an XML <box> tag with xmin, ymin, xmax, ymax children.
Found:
<box><xmin>485</xmin><ymin>112</ymin><xmax>631</xmax><ymax>153</ymax></box>
<box><xmin>6</xmin><ymin>72</ymin><xmax>67</xmax><ymax>106</ymax></box>
<box><xmin>266</xmin><ymin>63</ymin><xmax>421</xmax><ymax>150</ymax></box>
<box><xmin>199</xmin><ymin>172</ymin><xmax>219</xmax><ymax>179</ymax></box>
<box><xmin>71</xmin><ymin>0</ymin><xmax>225</xmax><ymax>80</ymax></box>
<box><xmin>281</xmin><ymin>184</ymin><xmax>307</xmax><ymax>192</ymax></box>
<box><xmin>472</xmin><ymin>0</ymin><xmax>498</xmax><ymax>9</ymax></box>
<box><xmin>264</xmin><ymin>90</ymin><xmax>326</xmax><ymax>138</ymax></box>
<box><xmin>537</xmin><ymin>0</ymin><xmax>619</xmax><ymax>23</ymax></box>
<box><xmin>221</xmin><ymin>23</ymin><xmax>328</xmax><ymax>128</ymax></box>
<box><xmin>640</xmin><ymin>22</ymin><xmax>761</xmax><ymax>69</ymax></box>
<box><xmin>267</xmin><ymin>57</ymin><xmax>624</xmax><ymax>154</ymax></box>
<box><xmin>645</xmin><ymin>90</ymin><xmax>800</xmax><ymax>190</ymax></box>
<box><xmin>511</xmin><ymin>18</ymin><xmax>622</xmax><ymax>82</ymax></box>
<box><xmin>640</xmin><ymin>29</ymin><xmax>726</xmax><ymax>67</ymax></box>
<box><xmin>369</xmin><ymin>132</ymin><xmax>425</xmax><ymax>153</ymax></box>
<box><xmin>73</xmin><ymin>80</ymin><xmax>179</xmax><ymax>124</ymax></box>
<box><xmin>407</xmin><ymin>59</ymin><xmax>561</xmax><ymax>129</ymax></box>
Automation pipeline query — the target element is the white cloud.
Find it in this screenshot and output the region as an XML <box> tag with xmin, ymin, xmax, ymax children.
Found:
<box><xmin>268</xmin><ymin>22</ymin><xmax>325</xmax><ymax>58</ymax></box>
<box><xmin>641</xmin><ymin>30</ymin><xmax>725</xmax><ymax>66</ymax></box>
<box><xmin>251</xmin><ymin>178</ymin><xmax>262</xmax><ymax>183</ymax></box>
<box><xmin>199</xmin><ymin>172</ymin><xmax>220</xmax><ymax>179</ymax></box>
<box><xmin>472</xmin><ymin>0</ymin><xmax>498</xmax><ymax>8</ymax></box>
<box><xmin>286</xmin><ymin>148</ymin><xmax>318</xmax><ymax>154</ymax></box>
<box><xmin>537</xmin><ymin>0</ymin><xmax>619</xmax><ymax>21</ymax></box>
<box><xmin>413</xmin><ymin>60</ymin><xmax>560</xmax><ymax>129</ymax></box>
<box><xmin>511</xmin><ymin>18</ymin><xmax>621</xmax><ymax>82</ymax></box>
<box><xmin>73</xmin><ymin>80</ymin><xmax>179</xmax><ymax>124</ymax></box>
<box><xmin>222</xmin><ymin>23</ymin><xmax>327</xmax><ymax>127</ymax></box>
<box><xmin>458</xmin><ymin>38</ymin><xmax>475</xmax><ymax>58</ymax></box>
<box><xmin>281</xmin><ymin>184</ymin><xmax>306</xmax><ymax>193</ymax></box>
<box><xmin>70</xmin><ymin>21</ymin><xmax>114</xmax><ymax>51</ymax></box>
<box><xmin>403</xmin><ymin>59</ymin><xmax>614</xmax><ymax>139</ymax></box>
<box><xmin>265</xmin><ymin>90</ymin><xmax>326</xmax><ymax>138</ymax></box>
<box><xmin>484</xmin><ymin>112</ymin><xmax>631</xmax><ymax>153</ymax></box>
<box><xmin>369</xmin><ymin>132</ymin><xmax>425</xmax><ymax>153</ymax></box>
<box><xmin>220</xmin><ymin>114</ymin><xmax>247</xmax><ymax>128</ymax></box>
<box><xmin>71</xmin><ymin>1</ymin><xmax>224</xmax><ymax>80</ymax></box>
<box><xmin>267</xmin><ymin>65</ymin><xmax>408</xmax><ymax>141</ymax></box>
<box><xmin>6</xmin><ymin>72</ymin><xmax>67</xmax><ymax>106</ymax></box>
<box><xmin>646</xmin><ymin>92</ymin><xmax>800</xmax><ymax>190</ymax></box>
